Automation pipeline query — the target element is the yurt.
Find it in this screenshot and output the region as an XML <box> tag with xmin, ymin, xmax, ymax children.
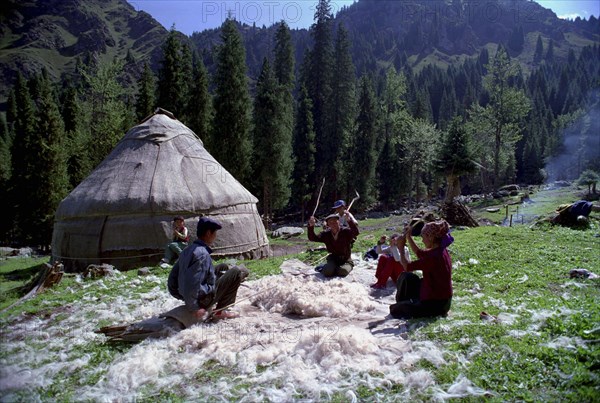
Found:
<box><xmin>52</xmin><ymin>109</ymin><xmax>269</xmax><ymax>271</ymax></box>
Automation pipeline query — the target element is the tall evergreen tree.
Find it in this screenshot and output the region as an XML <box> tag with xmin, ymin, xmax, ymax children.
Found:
<box><xmin>533</xmin><ymin>34</ymin><xmax>544</xmax><ymax>64</ymax></box>
<box><xmin>79</xmin><ymin>59</ymin><xmax>128</xmax><ymax>170</ymax></box>
<box><xmin>377</xmin><ymin>67</ymin><xmax>411</xmax><ymax>207</ymax></box>
<box><xmin>273</xmin><ymin>21</ymin><xmax>295</xmax><ymax>91</ymax></box>
<box><xmin>272</xmin><ymin>20</ymin><xmax>296</xmax><ymax>204</ymax></box>
<box><xmin>545</xmin><ymin>39</ymin><xmax>555</xmax><ymax>63</ymax></box>
<box><xmin>135</xmin><ymin>62</ymin><xmax>156</xmax><ymax>121</ymax></box>
<box><xmin>351</xmin><ymin>75</ymin><xmax>377</xmax><ymax>208</ymax></box>
<box><xmin>212</xmin><ymin>18</ymin><xmax>253</xmax><ymax>185</ymax></box>
<box><xmin>434</xmin><ymin>117</ymin><xmax>476</xmax><ymax>201</ymax></box>
<box><xmin>8</xmin><ymin>73</ymin><xmax>38</xmax><ymax>242</ymax></box>
<box><xmin>438</xmin><ymin>86</ymin><xmax>457</xmax><ymax>131</ymax></box>
<box><xmin>307</xmin><ymin>0</ymin><xmax>335</xmax><ymax>190</ymax></box>
<box><xmin>186</xmin><ymin>57</ymin><xmax>213</xmax><ymax>147</ymax></box>
<box><xmin>252</xmin><ymin>58</ymin><xmax>293</xmax><ymax>222</ymax></box>
<box><xmin>157</xmin><ymin>27</ymin><xmax>190</xmax><ymax>117</ymax></box>
<box><xmin>33</xmin><ymin>70</ymin><xmax>69</xmax><ymax>248</ymax></box>
<box><xmin>521</xmin><ymin>137</ymin><xmax>545</xmax><ymax>184</ymax></box>
<box><xmin>62</xmin><ymin>86</ymin><xmax>90</xmax><ymax>187</ymax></box>
<box><xmin>292</xmin><ymin>85</ymin><xmax>316</xmax><ymax>220</ymax></box>
<box><xmin>0</xmin><ymin>115</ymin><xmax>12</xmax><ymax>241</ymax></box>
<box><xmin>330</xmin><ymin>23</ymin><xmax>356</xmax><ymax>197</ymax></box>
<box><xmin>8</xmin><ymin>71</ymin><xmax>69</xmax><ymax>246</ymax></box>
<box><xmin>0</xmin><ymin>115</ymin><xmax>11</xmax><ymax>184</ymax></box>
<box><xmin>508</xmin><ymin>25</ymin><xmax>525</xmax><ymax>54</ymax></box>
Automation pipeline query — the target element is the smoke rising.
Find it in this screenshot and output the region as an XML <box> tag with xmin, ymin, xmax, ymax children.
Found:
<box><xmin>545</xmin><ymin>93</ymin><xmax>600</xmax><ymax>183</ymax></box>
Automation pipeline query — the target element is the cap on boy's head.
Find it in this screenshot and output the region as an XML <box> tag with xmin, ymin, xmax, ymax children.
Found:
<box><xmin>325</xmin><ymin>213</ymin><xmax>340</xmax><ymax>222</ymax></box>
<box><xmin>174</xmin><ymin>216</ymin><xmax>185</xmax><ymax>222</ymax></box>
<box><xmin>197</xmin><ymin>217</ymin><xmax>222</xmax><ymax>236</ymax></box>
<box><xmin>332</xmin><ymin>200</ymin><xmax>346</xmax><ymax>209</ymax></box>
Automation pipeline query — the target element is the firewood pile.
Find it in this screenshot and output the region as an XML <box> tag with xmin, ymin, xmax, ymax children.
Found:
<box><xmin>441</xmin><ymin>201</ymin><xmax>479</xmax><ymax>227</ymax></box>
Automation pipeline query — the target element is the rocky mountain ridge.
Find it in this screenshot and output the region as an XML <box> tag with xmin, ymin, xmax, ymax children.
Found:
<box><xmin>0</xmin><ymin>0</ymin><xmax>598</xmax><ymax>109</ymax></box>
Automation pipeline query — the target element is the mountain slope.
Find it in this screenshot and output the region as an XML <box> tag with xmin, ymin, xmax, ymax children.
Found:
<box><xmin>189</xmin><ymin>0</ymin><xmax>598</xmax><ymax>81</ymax></box>
<box><xmin>0</xmin><ymin>0</ymin><xmax>168</xmax><ymax>106</ymax></box>
<box><xmin>0</xmin><ymin>0</ymin><xmax>598</xmax><ymax>108</ymax></box>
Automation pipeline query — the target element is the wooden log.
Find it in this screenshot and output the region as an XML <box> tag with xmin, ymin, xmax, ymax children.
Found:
<box><xmin>2</xmin><ymin>261</ymin><xmax>64</xmax><ymax>313</ymax></box>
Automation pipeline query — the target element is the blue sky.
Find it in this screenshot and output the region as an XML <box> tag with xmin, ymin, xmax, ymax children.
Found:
<box><xmin>127</xmin><ymin>0</ymin><xmax>600</xmax><ymax>35</ymax></box>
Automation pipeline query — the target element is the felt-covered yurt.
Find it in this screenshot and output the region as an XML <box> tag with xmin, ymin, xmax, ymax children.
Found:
<box><xmin>52</xmin><ymin>109</ymin><xmax>269</xmax><ymax>271</ymax></box>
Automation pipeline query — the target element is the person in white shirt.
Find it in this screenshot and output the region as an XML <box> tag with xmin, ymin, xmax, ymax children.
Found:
<box><xmin>370</xmin><ymin>233</ymin><xmax>411</xmax><ymax>289</ymax></box>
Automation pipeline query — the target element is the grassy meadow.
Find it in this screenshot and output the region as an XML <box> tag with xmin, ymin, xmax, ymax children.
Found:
<box><xmin>0</xmin><ymin>186</ymin><xmax>599</xmax><ymax>401</ymax></box>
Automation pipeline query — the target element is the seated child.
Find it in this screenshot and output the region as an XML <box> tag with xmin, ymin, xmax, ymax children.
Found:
<box><xmin>160</xmin><ymin>216</ymin><xmax>189</xmax><ymax>267</ymax></box>
<box><xmin>370</xmin><ymin>233</ymin><xmax>411</xmax><ymax>289</ymax></box>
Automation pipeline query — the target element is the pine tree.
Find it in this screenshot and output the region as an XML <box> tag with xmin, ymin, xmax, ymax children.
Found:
<box><xmin>7</xmin><ymin>71</ymin><xmax>69</xmax><ymax>246</ymax></box>
<box><xmin>521</xmin><ymin>137</ymin><xmax>545</xmax><ymax>184</ymax></box>
<box><xmin>212</xmin><ymin>18</ymin><xmax>253</xmax><ymax>185</ymax></box>
<box><xmin>252</xmin><ymin>58</ymin><xmax>293</xmax><ymax>221</ymax></box>
<box><xmin>329</xmin><ymin>23</ymin><xmax>356</xmax><ymax>197</ymax></box>
<box><xmin>307</xmin><ymin>0</ymin><xmax>334</xmax><ymax>189</ymax></box>
<box><xmin>186</xmin><ymin>57</ymin><xmax>213</xmax><ymax>147</ymax></box>
<box><xmin>135</xmin><ymin>63</ymin><xmax>156</xmax><ymax>121</ymax></box>
<box><xmin>292</xmin><ymin>84</ymin><xmax>316</xmax><ymax>220</ymax></box>
<box><xmin>377</xmin><ymin>67</ymin><xmax>410</xmax><ymax>207</ymax></box>
<box><xmin>79</xmin><ymin>59</ymin><xmax>128</xmax><ymax>170</ymax></box>
<box><xmin>0</xmin><ymin>114</ymin><xmax>11</xmax><ymax>185</ymax></box>
<box><xmin>0</xmin><ymin>115</ymin><xmax>12</xmax><ymax>241</ymax></box>
<box><xmin>351</xmin><ymin>75</ymin><xmax>377</xmax><ymax>208</ymax></box>
<box><xmin>9</xmin><ymin>73</ymin><xmax>38</xmax><ymax>242</ymax></box>
<box><xmin>157</xmin><ymin>27</ymin><xmax>190</xmax><ymax>117</ymax></box>
<box><xmin>438</xmin><ymin>86</ymin><xmax>457</xmax><ymax>131</ymax></box>
<box><xmin>434</xmin><ymin>117</ymin><xmax>476</xmax><ymax>201</ymax></box>
<box><xmin>533</xmin><ymin>34</ymin><xmax>544</xmax><ymax>64</ymax></box>
<box><xmin>272</xmin><ymin>20</ymin><xmax>296</xmax><ymax>203</ymax></box>
<box><xmin>273</xmin><ymin>21</ymin><xmax>295</xmax><ymax>91</ymax></box>
<box><xmin>545</xmin><ymin>39</ymin><xmax>555</xmax><ymax>63</ymax></box>
<box><xmin>33</xmin><ymin>70</ymin><xmax>69</xmax><ymax>248</ymax></box>
<box><xmin>508</xmin><ymin>25</ymin><xmax>525</xmax><ymax>54</ymax></box>
<box><xmin>61</xmin><ymin>86</ymin><xmax>90</xmax><ymax>188</ymax></box>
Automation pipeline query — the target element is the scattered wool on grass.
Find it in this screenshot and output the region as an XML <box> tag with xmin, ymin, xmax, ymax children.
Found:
<box><xmin>507</xmin><ymin>329</ymin><xmax>541</xmax><ymax>338</ymax></box>
<box><xmin>433</xmin><ymin>374</ymin><xmax>491</xmax><ymax>400</ymax></box>
<box><xmin>2</xmin><ymin>259</ymin><xmax>494</xmax><ymax>402</ymax></box>
<box><xmin>543</xmin><ymin>336</ymin><xmax>588</xmax><ymax>351</ymax></box>
<box><xmin>529</xmin><ymin>307</ymin><xmax>578</xmax><ymax>329</ymax></box>
<box><xmin>496</xmin><ymin>312</ymin><xmax>519</xmax><ymax>325</ymax></box>
<box><xmin>485</xmin><ymin>297</ymin><xmax>509</xmax><ymax>310</ymax></box>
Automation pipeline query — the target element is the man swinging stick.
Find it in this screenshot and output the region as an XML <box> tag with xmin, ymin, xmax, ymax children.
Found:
<box><xmin>307</xmin><ymin>185</ymin><xmax>360</xmax><ymax>277</ymax></box>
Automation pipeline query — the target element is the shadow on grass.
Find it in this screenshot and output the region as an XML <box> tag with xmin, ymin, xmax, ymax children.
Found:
<box><xmin>1</xmin><ymin>263</ymin><xmax>46</xmax><ymax>282</ymax></box>
<box><xmin>369</xmin><ymin>315</ymin><xmax>445</xmax><ymax>337</ymax></box>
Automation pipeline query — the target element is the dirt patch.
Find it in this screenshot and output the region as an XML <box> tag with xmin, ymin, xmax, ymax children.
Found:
<box><xmin>270</xmin><ymin>243</ymin><xmax>308</xmax><ymax>257</ymax></box>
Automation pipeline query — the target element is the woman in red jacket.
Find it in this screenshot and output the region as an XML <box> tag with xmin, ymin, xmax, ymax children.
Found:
<box><xmin>390</xmin><ymin>220</ymin><xmax>453</xmax><ymax>319</ymax></box>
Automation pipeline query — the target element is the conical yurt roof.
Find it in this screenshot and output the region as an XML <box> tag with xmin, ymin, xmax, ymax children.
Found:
<box><xmin>52</xmin><ymin>109</ymin><xmax>269</xmax><ymax>270</ymax></box>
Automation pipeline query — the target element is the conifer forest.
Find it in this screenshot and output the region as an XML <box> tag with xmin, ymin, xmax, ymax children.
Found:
<box><xmin>1</xmin><ymin>0</ymin><xmax>599</xmax><ymax>247</ymax></box>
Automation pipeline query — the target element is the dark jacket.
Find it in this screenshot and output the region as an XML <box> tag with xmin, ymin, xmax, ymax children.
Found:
<box><xmin>167</xmin><ymin>239</ymin><xmax>216</xmax><ymax>311</ymax></box>
<box><xmin>308</xmin><ymin>220</ymin><xmax>359</xmax><ymax>263</ymax></box>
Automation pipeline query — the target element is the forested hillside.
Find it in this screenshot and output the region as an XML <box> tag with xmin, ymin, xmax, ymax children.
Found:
<box><xmin>1</xmin><ymin>0</ymin><xmax>599</xmax><ymax>247</ymax></box>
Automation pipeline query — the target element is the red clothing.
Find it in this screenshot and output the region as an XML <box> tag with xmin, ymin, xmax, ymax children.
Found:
<box><xmin>308</xmin><ymin>220</ymin><xmax>359</xmax><ymax>263</ymax></box>
<box><xmin>374</xmin><ymin>254</ymin><xmax>405</xmax><ymax>287</ymax></box>
<box><xmin>406</xmin><ymin>247</ymin><xmax>452</xmax><ymax>301</ymax></box>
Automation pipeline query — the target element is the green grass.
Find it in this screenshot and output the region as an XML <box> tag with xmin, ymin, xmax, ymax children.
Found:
<box><xmin>1</xmin><ymin>187</ymin><xmax>599</xmax><ymax>400</ymax></box>
<box><xmin>0</xmin><ymin>257</ymin><xmax>49</xmax><ymax>310</ymax></box>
